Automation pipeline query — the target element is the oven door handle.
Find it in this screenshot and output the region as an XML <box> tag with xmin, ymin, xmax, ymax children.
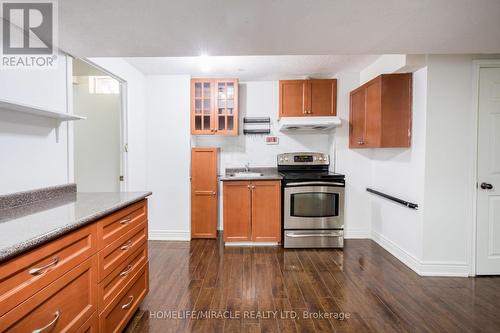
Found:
<box><xmin>286</xmin><ymin>232</ymin><xmax>343</xmax><ymax>238</ymax></box>
<box><xmin>285</xmin><ymin>181</ymin><xmax>344</xmax><ymax>187</ymax></box>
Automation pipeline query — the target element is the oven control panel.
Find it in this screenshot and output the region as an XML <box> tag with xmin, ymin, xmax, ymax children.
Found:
<box><xmin>277</xmin><ymin>152</ymin><xmax>329</xmax><ymax>166</ymax></box>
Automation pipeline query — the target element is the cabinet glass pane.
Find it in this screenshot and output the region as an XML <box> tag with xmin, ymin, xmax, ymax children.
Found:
<box><xmin>227</xmin><ymin>99</ymin><xmax>234</xmax><ymax>108</ymax></box>
<box><xmin>203</xmin><ymin>99</ymin><xmax>210</xmax><ymax>111</ymax></box>
<box><xmin>195</xmin><ymin>83</ymin><xmax>202</xmax><ymax>98</ymax></box>
<box><xmin>227</xmin><ymin>83</ymin><xmax>234</xmax><ymax>98</ymax></box>
<box><xmin>227</xmin><ymin>116</ymin><xmax>234</xmax><ymax>130</ymax></box>
<box><xmin>203</xmin><ymin>82</ymin><xmax>210</xmax><ymax>97</ymax></box>
<box><xmin>203</xmin><ymin>115</ymin><xmax>211</xmax><ymax>129</ymax></box>
<box><xmin>195</xmin><ymin>116</ymin><xmax>202</xmax><ymax>130</ymax></box>
<box><xmin>218</xmin><ymin>116</ymin><xmax>225</xmax><ymax>130</ymax></box>
<box><xmin>195</xmin><ymin>99</ymin><xmax>201</xmax><ymax>114</ymax></box>
<box><xmin>218</xmin><ymin>83</ymin><xmax>225</xmax><ymax>99</ymax></box>
<box><xmin>227</xmin><ymin>108</ymin><xmax>233</xmax><ymax>115</ymax></box>
<box><xmin>218</xmin><ymin>108</ymin><xmax>225</xmax><ymax>115</ymax></box>
<box><xmin>218</xmin><ymin>99</ymin><xmax>226</xmax><ymax>109</ymax></box>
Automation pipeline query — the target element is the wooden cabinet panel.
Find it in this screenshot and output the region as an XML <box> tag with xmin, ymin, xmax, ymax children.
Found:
<box><xmin>0</xmin><ymin>256</ymin><xmax>97</xmax><ymax>333</ymax></box>
<box><xmin>99</xmin><ymin>263</ymin><xmax>149</xmax><ymax>333</ymax></box>
<box><xmin>191</xmin><ymin>148</ymin><xmax>218</xmax><ymax>238</ymax></box>
<box><xmin>98</xmin><ymin>243</ymin><xmax>147</xmax><ymax>311</ymax></box>
<box><xmin>223</xmin><ymin>181</ymin><xmax>252</xmax><ymax>242</ymax></box>
<box><xmin>279</xmin><ymin>80</ymin><xmax>307</xmax><ymax>117</ymax></box>
<box><xmin>96</xmin><ymin>200</ymin><xmax>147</xmax><ymax>250</ymax></box>
<box><xmin>251</xmin><ymin>181</ymin><xmax>281</xmax><ymax>242</ymax></box>
<box><xmin>349</xmin><ymin>73</ymin><xmax>412</xmax><ymax>148</ymax></box>
<box><xmin>78</xmin><ymin>311</ymin><xmax>99</xmax><ymax>332</ymax></box>
<box><xmin>310</xmin><ymin>79</ymin><xmax>337</xmax><ymax>116</ymax></box>
<box><xmin>0</xmin><ymin>224</ymin><xmax>97</xmax><ymax>317</ymax></box>
<box><xmin>97</xmin><ymin>223</ymin><xmax>147</xmax><ymax>281</ymax></box>
<box><xmin>191</xmin><ymin>78</ymin><xmax>239</xmax><ymax>136</ymax></box>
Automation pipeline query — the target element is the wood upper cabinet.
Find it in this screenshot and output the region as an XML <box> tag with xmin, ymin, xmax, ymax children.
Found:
<box><xmin>349</xmin><ymin>73</ymin><xmax>412</xmax><ymax>148</ymax></box>
<box><xmin>191</xmin><ymin>78</ymin><xmax>239</xmax><ymax>136</ymax></box>
<box><xmin>191</xmin><ymin>148</ymin><xmax>219</xmax><ymax>238</ymax></box>
<box><xmin>223</xmin><ymin>180</ymin><xmax>281</xmax><ymax>243</ymax></box>
<box><xmin>279</xmin><ymin>79</ymin><xmax>337</xmax><ymax>117</ymax></box>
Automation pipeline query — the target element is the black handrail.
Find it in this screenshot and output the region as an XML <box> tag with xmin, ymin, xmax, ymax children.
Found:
<box><xmin>366</xmin><ymin>188</ymin><xmax>418</xmax><ymax>210</ymax></box>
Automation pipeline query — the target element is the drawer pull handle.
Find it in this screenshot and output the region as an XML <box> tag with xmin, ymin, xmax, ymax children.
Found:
<box><xmin>29</xmin><ymin>257</ymin><xmax>59</xmax><ymax>275</ymax></box>
<box><xmin>121</xmin><ymin>295</ymin><xmax>134</xmax><ymax>309</ymax></box>
<box><xmin>119</xmin><ymin>218</ymin><xmax>132</xmax><ymax>225</ymax></box>
<box><xmin>120</xmin><ymin>240</ymin><xmax>133</xmax><ymax>251</ymax></box>
<box><xmin>32</xmin><ymin>310</ymin><xmax>60</xmax><ymax>333</ymax></box>
<box><xmin>120</xmin><ymin>264</ymin><xmax>133</xmax><ymax>277</ymax></box>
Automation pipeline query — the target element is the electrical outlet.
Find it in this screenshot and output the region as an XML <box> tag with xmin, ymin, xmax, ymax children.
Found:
<box><xmin>265</xmin><ymin>136</ymin><xmax>279</xmax><ymax>145</ymax></box>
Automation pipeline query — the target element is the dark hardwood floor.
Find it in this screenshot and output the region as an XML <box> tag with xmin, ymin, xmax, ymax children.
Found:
<box><xmin>127</xmin><ymin>238</ymin><xmax>500</xmax><ymax>332</ymax></box>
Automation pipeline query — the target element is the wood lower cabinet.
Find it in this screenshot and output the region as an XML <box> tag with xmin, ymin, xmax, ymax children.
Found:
<box><xmin>191</xmin><ymin>148</ymin><xmax>219</xmax><ymax>238</ymax></box>
<box><xmin>223</xmin><ymin>180</ymin><xmax>281</xmax><ymax>243</ymax></box>
<box><xmin>279</xmin><ymin>79</ymin><xmax>337</xmax><ymax>117</ymax></box>
<box><xmin>0</xmin><ymin>199</ymin><xmax>149</xmax><ymax>333</ymax></box>
<box><xmin>349</xmin><ymin>73</ymin><xmax>412</xmax><ymax>148</ymax></box>
<box><xmin>191</xmin><ymin>79</ymin><xmax>239</xmax><ymax>136</ymax></box>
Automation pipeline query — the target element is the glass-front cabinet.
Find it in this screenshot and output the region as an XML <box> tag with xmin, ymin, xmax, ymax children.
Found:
<box><xmin>191</xmin><ymin>78</ymin><xmax>239</xmax><ymax>136</ymax></box>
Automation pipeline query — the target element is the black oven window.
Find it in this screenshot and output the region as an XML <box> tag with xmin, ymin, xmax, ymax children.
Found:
<box><xmin>291</xmin><ymin>192</ymin><xmax>339</xmax><ymax>217</ymax></box>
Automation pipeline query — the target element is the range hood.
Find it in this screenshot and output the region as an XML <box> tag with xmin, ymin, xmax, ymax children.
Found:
<box><xmin>278</xmin><ymin>116</ymin><xmax>341</xmax><ymax>132</ymax></box>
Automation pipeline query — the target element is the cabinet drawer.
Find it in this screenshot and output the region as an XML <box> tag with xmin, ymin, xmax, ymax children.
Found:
<box><xmin>0</xmin><ymin>224</ymin><xmax>97</xmax><ymax>317</ymax></box>
<box><xmin>0</xmin><ymin>256</ymin><xmax>97</xmax><ymax>333</ymax></box>
<box><xmin>98</xmin><ymin>243</ymin><xmax>148</xmax><ymax>311</ymax></box>
<box><xmin>98</xmin><ymin>223</ymin><xmax>147</xmax><ymax>281</ymax></box>
<box><xmin>99</xmin><ymin>263</ymin><xmax>149</xmax><ymax>333</ymax></box>
<box><xmin>97</xmin><ymin>200</ymin><xmax>147</xmax><ymax>250</ymax></box>
<box><xmin>78</xmin><ymin>311</ymin><xmax>98</xmax><ymax>333</ymax></box>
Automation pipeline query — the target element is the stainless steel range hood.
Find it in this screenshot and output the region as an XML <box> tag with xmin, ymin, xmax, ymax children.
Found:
<box><xmin>278</xmin><ymin>116</ymin><xmax>341</xmax><ymax>132</ymax></box>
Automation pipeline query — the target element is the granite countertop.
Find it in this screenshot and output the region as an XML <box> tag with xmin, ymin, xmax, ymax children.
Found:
<box><xmin>219</xmin><ymin>167</ymin><xmax>283</xmax><ymax>181</ymax></box>
<box><xmin>0</xmin><ymin>184</ymin><xmax>151</xmax><ymax>263</ymax></box>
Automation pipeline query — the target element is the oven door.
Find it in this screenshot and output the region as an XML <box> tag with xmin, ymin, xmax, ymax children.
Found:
<box><xmin>284</xmin><ymin>182</ymin><xmax>344</xmax><ymax>230</ymax></box>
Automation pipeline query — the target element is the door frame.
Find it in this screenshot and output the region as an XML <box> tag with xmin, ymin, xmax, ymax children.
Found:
<box><xmin>470</xmin><ymin>60</ymin><xmax>500</xmax><ymax>276</ymax></box>
<box><xmin>67</xmin><ymin>56</ymin><xmax>129</xmax><ymax>191</ymax></box>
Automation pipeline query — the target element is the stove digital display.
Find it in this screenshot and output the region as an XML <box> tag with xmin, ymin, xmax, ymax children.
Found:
<box><xmin>294</xmin><ymin>155</ymin><xmax>313</xmax><ymax>162</ymax></box>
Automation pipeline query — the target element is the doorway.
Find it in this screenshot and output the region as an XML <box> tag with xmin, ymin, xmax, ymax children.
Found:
<box><xmin>72</xmin><ymin>59</ymin><xmax>126</xmax><ymax>192</ymax></box>
<box><xmin>476</xmin><ymin>64</ymin><xmax>500</xmax><ymax>275</ymax></box>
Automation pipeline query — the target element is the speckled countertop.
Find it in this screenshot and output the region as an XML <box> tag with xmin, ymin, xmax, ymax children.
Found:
<box><xmin>0</xmin><ymin>185</ymin><xmax>151</xmax><ymax>263</ymax></box>
<box><xmin>219</xmin><ymin>167</ymin><xmax>283</xmax><ymax>181</ymax></box>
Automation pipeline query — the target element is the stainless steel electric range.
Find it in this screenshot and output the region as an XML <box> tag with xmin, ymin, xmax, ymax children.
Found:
<box><xmin>278</xmin><ymin>152</ymin><xmax>345</xmax><ymax>248</ymax></box>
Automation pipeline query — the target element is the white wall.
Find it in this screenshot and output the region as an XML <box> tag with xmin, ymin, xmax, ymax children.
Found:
<box><xmin>89</xmin><ymin>58</ymin><xmax>148</xmax><ymax>191</ymax></box>
<box><xmin>73</xmin><ymin>78</ymin><xmax>121</xmax><ymax>192</ymax></box>
<box><xmin>0</xmin><ymin>53</ymin><xmax>70</xmax><ymax>194</ymax></box>
<box><xmin>145</xmin><ymin>75</ymin><xmax>191</xmax><ymax>240</ymax></box>
<box><xmin>370</xmin><ymin>68</ymin><xmax>427</xmax><ymax>266</ymax></box>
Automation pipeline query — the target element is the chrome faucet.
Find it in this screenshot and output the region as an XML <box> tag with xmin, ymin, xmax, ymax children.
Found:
<box><xmin>244</xmin><ymin>162</ymin><xmax>250</xmax><ymax>172</ymax></box>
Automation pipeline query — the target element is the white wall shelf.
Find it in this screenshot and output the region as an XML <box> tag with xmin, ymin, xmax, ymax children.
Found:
<box><xmin>0</xmin><ymin>98</ymin><xmax>85</xmax><ymax>142</ymax></box>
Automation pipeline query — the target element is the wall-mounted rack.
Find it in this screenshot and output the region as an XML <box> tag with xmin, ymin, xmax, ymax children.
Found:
<box><xmin>243</xmin><ymin>117</ymin><xmax>271</xmax><ymax>135</ymax></box>
<box><xmin>366</xmin><ymin>188</ymin><xmax>419</xmax><ymax>210</ymax></box>
<box><xmin>0</xmin><ymin>98</ymin><xmax>85</xmax><ymax>142</ymax></box>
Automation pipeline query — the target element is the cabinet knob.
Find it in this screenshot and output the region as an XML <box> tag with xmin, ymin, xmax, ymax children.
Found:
<box><xmin>358</xmin><ymin>140</ymin><xmax>365</xmax><ymax>145</ymax></box>
<box><xmin>252</xmin><ymin>185</ymin><xmax>255</xmax><ymax>189</ymax></box>
<box><xmin>247</xmin><ymin>185</ymin><xmax>251</xmax><ymax>189</ymax></box>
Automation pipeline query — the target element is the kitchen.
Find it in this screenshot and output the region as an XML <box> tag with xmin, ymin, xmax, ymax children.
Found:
<box><xmin>1</xmin><ymin>1</ymin><xmax>500</xmax><ymax>332</ymax></box>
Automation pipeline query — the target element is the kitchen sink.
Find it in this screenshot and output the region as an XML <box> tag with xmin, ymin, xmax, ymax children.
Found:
<box><xmin>229</xmin><ymin>172</ymin><xmax>264</xmax><ymax>178</ymax></box>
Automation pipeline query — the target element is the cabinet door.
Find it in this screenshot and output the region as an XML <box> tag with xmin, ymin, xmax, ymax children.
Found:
<box><xmin>279</xmin><ymin>80</ymin><xmax>307</xmax><ymax>117</ymax></box>
<box><xmin>223</xmin><ymin>182</ymin><xmax>251</xmax><ymax>242</ymax></box>
<box><xmin>191</xmin><ymin>79</ymin><xmax>215</xmax><ymax>135</ymax></box>
<box><xmin>349</xmin><ymin>87</ymin><xmax>366</xmax><ymax>148</ymax></box>
<box><xmin>215</xmin><ymin>79</ymin><xmax>238</xmax><ymax>136</ymax></box>
<box><xmin>191</xmin><ymin>148</ymin><xmax>218</xmax><ymax>238</ymax></box>
<box><xmin>364</xmin><ymin>78</ymin><xmax>382</xmax><ymax>147</ymax></box>
<box><xmin>309</xmin><ymin>79</ymin><xmax>337</xmax><ymax>116</ymax></box>
<box><xmin>251</xmin><ymin>181</ymin><xmax>281</xmax><ymax>242</ymax></box>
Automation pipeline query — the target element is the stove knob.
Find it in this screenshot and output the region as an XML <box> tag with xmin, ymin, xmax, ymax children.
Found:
<box><xmin>279</xmin><ymin>158</ymin><xmax>284</xmax><ymax>162</ymax></box>
<box><xmin>284</xmin><ymin>157</ymin><xmax>289</xmax><ymax>162</ymax></box>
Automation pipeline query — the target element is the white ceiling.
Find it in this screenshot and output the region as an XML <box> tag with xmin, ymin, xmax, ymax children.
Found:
<box><xmin>125</xmin><ymin>55</ymin><xmax>379</xmax><ymax>80</ymax></box>
<box><xmin>59</xmin><ymin>0</ymin><xmax>500</xmax><ymax>57</ymax></box>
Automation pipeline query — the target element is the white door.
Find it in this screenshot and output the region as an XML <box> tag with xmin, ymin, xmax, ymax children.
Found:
<box><xmin>477</xmin><ymin>67</ymin><xmax>500</xmax><ymax>275</ymax></box>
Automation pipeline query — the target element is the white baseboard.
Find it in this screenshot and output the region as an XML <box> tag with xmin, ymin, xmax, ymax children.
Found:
<box><xmin>371</xmin><ymin>230</ymin><xmax>469</xmax><ymax>277</ymax></box>
<box><xmin>149</xmin><ymin>230</ymin><xmax>190</xmax><ymax>241</ymax></box>
<box><xmin>344</xmin><ymin>228</ymin><xmax>371</xmax><ymax>239</ymax></box>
